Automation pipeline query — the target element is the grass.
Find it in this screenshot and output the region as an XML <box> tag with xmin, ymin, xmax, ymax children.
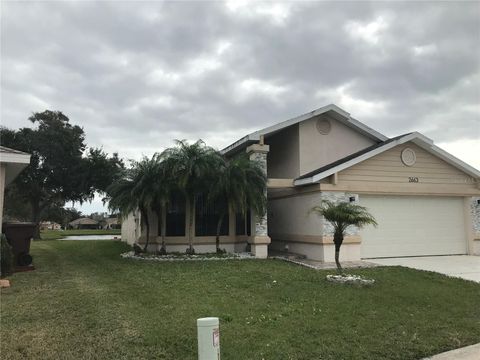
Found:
<box><xmin>40</xmin><ymin>229</ymin><xmax>121</xmax><ymax>240</ymax></box>
<box><xmin>1</xmin><ymin>241</ymin><xmax>479</xmax><ymax>360</ymax></box>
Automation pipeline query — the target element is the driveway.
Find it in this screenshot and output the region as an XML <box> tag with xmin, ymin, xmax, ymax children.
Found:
<box><xmin>370</xmin><ymin>256</ymin><xmax>480</xmax><ymax>283</ymax></box>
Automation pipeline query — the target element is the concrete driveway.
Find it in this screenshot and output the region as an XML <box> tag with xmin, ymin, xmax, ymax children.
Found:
<box><xmin>370</xmin><ymin>256</ymin><xmax>480</xmax><ymax>283</ymax></box>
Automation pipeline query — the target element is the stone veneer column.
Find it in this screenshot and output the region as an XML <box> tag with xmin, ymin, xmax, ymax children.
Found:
<box><xmin>470</xmin><ymin>197</ymin><xmax>480</xmax><ymax>255</ymax></box>
<box><xmin>246</xmin><ymin>143</ymin><xmax>271</xmax><ymax>259</ymax></box>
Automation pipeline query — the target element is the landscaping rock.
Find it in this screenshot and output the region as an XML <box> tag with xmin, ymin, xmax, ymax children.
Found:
<box><xmin>0</xmin><ymin>279</ymin><xmax>11</xmax><ymax>288</ymax></box>
<box><xmin>120</xmin><ymin>251</ymin><xmax>255</xmax><ymax>261</ymax></box>
<box><xmin>326</xmin><ymin>274</ymin><xmax>375</xmax><ymax>286</ymax></box>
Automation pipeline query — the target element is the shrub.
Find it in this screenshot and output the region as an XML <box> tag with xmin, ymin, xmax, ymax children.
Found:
<box><xmin>1</xmin><ymin>234</ymin><xmax>15</xmax><ymax>278</ymax></box>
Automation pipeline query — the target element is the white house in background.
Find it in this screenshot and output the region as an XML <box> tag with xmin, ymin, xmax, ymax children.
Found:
<box><xmin>39</xmin><ymin>221</ymin><xmax>62</xmax><ymax>231</ymax></box>
<box><xmin>122</xmin><ymin>104</ymin><xmax>480</xmax><ymax>260</ymax></box>
<box><xmin>0</xmin><ymin>146</ymin><xmax>31</xmax><ymax>233</ymax></box>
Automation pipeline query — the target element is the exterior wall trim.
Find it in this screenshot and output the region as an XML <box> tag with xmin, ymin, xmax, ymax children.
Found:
<box><xmin>270</xmin><ymin>233</ymin><xmax>361</xmax><ymax>245</ymax></box>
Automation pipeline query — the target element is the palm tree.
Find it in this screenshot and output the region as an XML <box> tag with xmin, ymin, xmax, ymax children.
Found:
<box><xmin>209</xmin><ymin>154</ymin><xmax>267</xmax><ymax>253</ymax></box>
<box><xmin>150</xmin><ymin>158</ymin><xmax>171</xmax><ymax>255</ymax></box>
<box><xmin>310</xmin><ymin>200</ymin><xmax>377</xmax><ymax>272</ymax></box>
<box><xmin>162</xmin><ymin>140</ymin><xmax>222</xmax><ymax>254</ymax></box>
<box><xmin>107</xmin><ymin>155</ymin><xmax>162</xmax><ymax>252</ymax></box>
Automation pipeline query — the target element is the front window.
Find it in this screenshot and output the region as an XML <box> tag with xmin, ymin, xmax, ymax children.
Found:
<box><xmin>166</xmin><ymin>192</ymin><xmax>186</xmax><ymax>236</ymax></box>
<box><xmin>195</xmin><ymin>193</ymin><xmax>229</xmax><ymax>236</ymax></box>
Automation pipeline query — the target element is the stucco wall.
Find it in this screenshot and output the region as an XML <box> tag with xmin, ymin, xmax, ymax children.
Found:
<box><xmin>299</xmin><ymin>115</ymin><xmax>375</xmax><ymax>176</ymax></box>
<box><xmin>0</xmin><ymin>165</ymin><xmax>5</xmax><ymax>233</ymax></box>
<box><xmin>121</xmin><ymin>211</ymin><xmax>139</xmax><ymax>245</ymax></box>
<box><xmin>268</xmin><ymin>190</ymin><xmax>362</xmax><ymax>261</ymax></box>
<box><xmin>268</xmin><ymin>191</ymin><xmax>323</xmax><ymax>238</ymax></box>
<box><xmin>266</xmin><ymin>124</ymin><xmax>300</xmax><ymax>178</ymax></box>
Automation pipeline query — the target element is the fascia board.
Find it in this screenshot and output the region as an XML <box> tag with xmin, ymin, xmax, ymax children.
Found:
<box><xmin>0</xmin><ymin>153</ymin><xmax>31</xmax><ymax>164</ymax></box>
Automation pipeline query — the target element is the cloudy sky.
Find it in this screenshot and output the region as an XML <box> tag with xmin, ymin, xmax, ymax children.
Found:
<box><xmin>1</xmin><ymin>0</ymin><xmax>479</xmax><ymax>213</ymax></box>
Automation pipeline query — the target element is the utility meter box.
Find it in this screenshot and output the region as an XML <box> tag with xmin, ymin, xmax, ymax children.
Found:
<box><xmin>197</xmin><ymin>317</ymin><xmax>220</xmax><ymax>360</ymax></box>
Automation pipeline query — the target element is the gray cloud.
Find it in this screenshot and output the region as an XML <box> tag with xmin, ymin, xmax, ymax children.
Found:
<box><xmin>1</xmin><ymin>0</ymin><xmax>479</xmax><ymax>163</ymax></box>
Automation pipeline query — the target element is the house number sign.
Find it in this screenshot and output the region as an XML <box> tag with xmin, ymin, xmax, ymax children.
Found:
<box><xmin>408</xmin><ymin>177</ymin><xmax>419</xmax><ymax>183</ymax></box>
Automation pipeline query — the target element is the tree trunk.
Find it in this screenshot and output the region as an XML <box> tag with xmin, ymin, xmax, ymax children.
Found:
<box><xmin>141</xmin><ymin>208</ymin><xmax>150</xmax><ymax>252</ymax></box>
<box><xmin>155</xmin><ymin>208</ymin><xmax>166</xmax><ymax>255</ymax></box>
<box><xmin>187</xmin><ymin>195</ymin><xmax>195</xmax><ymax>254</ymax></box>
<box><xmin>333</xmin><ymin>231</ymin><xmax>344</xmax><ymax>273</ymax></box>
<box><xmin>31</xmin><ymin>201</ymin><xmax>41</xmax><ymax>239</ymax></box>
<box><xmin>215</xmin><ymin>213</ymin><xmax>225</xmax><ymax>254</ymax></box>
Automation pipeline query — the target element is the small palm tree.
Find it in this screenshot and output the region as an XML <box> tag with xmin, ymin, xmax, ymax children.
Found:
<box><xmin>209</xmin><ymin>154</ymin><xmax>267</xmax><ymax>253</ymax></box>
<box><xmin>311</xmin><ymin>200</ymin><xmax>377</xmax><ymax>272</ymax></box>
<box><xmin>162</xmin><ymin>140</ymin><xmax>222</xmax><ymax>254</ymax></box>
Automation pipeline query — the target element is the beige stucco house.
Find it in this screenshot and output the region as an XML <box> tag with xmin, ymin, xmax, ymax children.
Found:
<box><xmin>68</xmin><ymin>217</ymin><xmax>100</xmax><ymax>230</ymax></box>
<box><xmin>122</xmin><ymin>104</ymin><xmax>480</xmax><ymax>260</ymax></box>
<box><xmin>0</xmin><ymin>146</ymin><xmax>31</xmax><ymax>233</ymax></box>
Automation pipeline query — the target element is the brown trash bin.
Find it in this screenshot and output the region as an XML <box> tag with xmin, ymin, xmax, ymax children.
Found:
<box><xmin>2</xmin><ymin>222</ymin><xmax>36</xmax><ymax>267</ymax></box>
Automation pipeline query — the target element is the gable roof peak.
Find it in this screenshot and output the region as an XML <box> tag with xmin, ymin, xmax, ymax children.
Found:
<box><xmin>221</xmin><ymin>103</ymin><xmax>387</xmax><ymax>155</ymax></box>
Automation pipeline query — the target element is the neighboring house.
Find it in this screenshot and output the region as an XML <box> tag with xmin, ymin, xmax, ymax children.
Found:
<box><xmin>39</xmin><ymin>221</ymin><xmax>62</xmax><ymax>231</ymax></box>
<box><xmin>103</xmin><ymin>217</ymin><xmax>120</xmax><ymax>230</ymax></box>
<box><xmin>122</xmin><ymin>104</ymin><xmax>480</xmax><ymax>260</ymax></box>
<box><xmin>0</xmin><ymin>146</ymin><xmax>31</xmax><ymax>233</ymax></box>
<box><xmin>68</xmin><ymin>217</ymin><xmax>100</xmax><ymax>230</ymax></box>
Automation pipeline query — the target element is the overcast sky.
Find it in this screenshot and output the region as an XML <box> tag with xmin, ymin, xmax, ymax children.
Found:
<box><xmin>1</xmin><ymin>0</ymin><xmax>479</xmax><ymax>214</ymax></box>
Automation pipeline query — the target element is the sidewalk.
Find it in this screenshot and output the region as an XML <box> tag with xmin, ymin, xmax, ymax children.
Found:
<box><xmin>422</xmin><ymin>343</ymin><xmax>480</xmax><ymax>360</ymax></box>
<box><xmin>270</xmin><ymin>251</ymin><xmax>378</xmax><ymax>270</ymax></box>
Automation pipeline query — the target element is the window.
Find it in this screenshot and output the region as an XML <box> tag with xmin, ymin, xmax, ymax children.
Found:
<box><xmin>195</xmin><ymin>193</ymin><xmax>229</xmax><ymax>236</ymax></box>
<box><xmin>166</xmin><ymin>192</ymin><xmax>186</xmax><ymax>236</ymax></box>
<box><xmin>235</xmin><ymin>210</ymin><xmax>251</xmax><ymax>236</ymax></box>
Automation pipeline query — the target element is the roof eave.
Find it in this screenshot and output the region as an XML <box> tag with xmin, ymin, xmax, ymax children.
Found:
<box><xmin>220</xmin><ymin>104</ymin><xmax>388</xmax><ymax>155</ymax></box>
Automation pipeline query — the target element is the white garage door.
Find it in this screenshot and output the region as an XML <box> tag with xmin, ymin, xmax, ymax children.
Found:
<box><xmin>360</xmin><ymin>196</ymin><xmax>467</xmax><ymax>258</ymax></box>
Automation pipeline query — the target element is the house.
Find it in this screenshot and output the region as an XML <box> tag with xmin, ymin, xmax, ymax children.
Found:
<box><xmin>39</xmin><ymin>221</ymin><xmax>62</xmax><ymax>231</ymax></box>
<box><xmin>0</xmin><ymin>146</ymin><xmax>31</xmax><ymax>233</ymax></box>
<box><xmin>103</xmin><ymin>217</ymin><xmax>120</xmax><ymax>230</ymax></box>
<box><xmin>68</xmin><ymin>217</ymin><xmax>100</xmax><ymax>230</ymax></box>
<box><xmin>121</xmin><ymin>104</ymin><xmax>480</xmax><ymax>260</ymax></box>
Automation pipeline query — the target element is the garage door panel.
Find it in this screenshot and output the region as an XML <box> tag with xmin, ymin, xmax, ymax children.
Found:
<box><xmin>360</xmin><ymin>196</ymin><xmax>466</xmax><ymax>258</ymax></box>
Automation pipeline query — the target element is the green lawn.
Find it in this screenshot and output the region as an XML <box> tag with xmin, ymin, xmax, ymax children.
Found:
<box><xmin>1</xmin><ymin>241</ymin><xmax>479</xmax><ymax>360</ymax></box>
<box><xmin>40</xmin><ymin>229</ymin><xmax>121</xmax><ymax>240</ymax></box>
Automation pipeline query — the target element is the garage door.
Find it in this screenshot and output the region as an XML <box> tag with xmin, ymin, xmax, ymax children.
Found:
<box><xmin>360</xmin><ymin>196</ymin><xmax>467</xmax><ymax>258</ymax></box>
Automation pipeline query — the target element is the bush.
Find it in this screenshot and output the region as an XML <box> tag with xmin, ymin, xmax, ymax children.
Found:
<box><xmin>1</xmin><ymin>234</ymin><xmax>15</xmax><ymax>278</ymax></box>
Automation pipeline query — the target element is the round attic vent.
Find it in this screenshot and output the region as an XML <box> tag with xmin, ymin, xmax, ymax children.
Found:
<box><xmin>401</xmin><ymin>148</ymin><xmax>416</xmax><ymax>166</ymax></box>
<box><xmin>316</xmin><ymin>118</ymin><xmax>331</xmax><ymax>135</ymax></box>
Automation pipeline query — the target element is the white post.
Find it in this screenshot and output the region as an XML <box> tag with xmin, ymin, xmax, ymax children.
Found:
<box><xmin>197</xmin><ymin>317</ymin><xmax>220</xmax><ymax>360</ymax></box>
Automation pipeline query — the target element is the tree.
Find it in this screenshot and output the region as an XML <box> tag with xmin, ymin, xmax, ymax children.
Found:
<box><xmin>41</xmin><ymin>206</ymin><xmax>82</xmax><ymax>228</ymax></box>
<box><xmin>162</xmin><ymin>140</ymin><xmax>222</xmax><ymax>254</ymax></box>
<box><xmin>106</xmin><ymin>155</ymin><xmax>162</xmax><ymax>252</ymax></box>
<box><xmin>149</xmin><ymin>158</ymin><xmax>171</xmax><ymax>255</ymax></box>
<box><xmin>209</xmin><ymin>154</ymin><xmax>267</xmax><ymax>253</ymax></box>
<box><xmin>0</xmin><ymin>110</ymin><xmax>123</xmax><ymax>237</ymax></box>
<box><xmin>310</xmin><ymin>200</ymin><xmax>377</xmax><ymax>272</ymax></box>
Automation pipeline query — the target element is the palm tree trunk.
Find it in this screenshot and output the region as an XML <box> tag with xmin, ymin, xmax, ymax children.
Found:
<box><xmin>187</xmin><ymin>195</ymin><xmax>195</xmax><ymax>254</ymax></box>
<box><xmin>333</xmin><ymin>231</ymin><xmax>344</xmax><ymax>273</ymax></box>
<box><xmin>215</xmin><ymin>213</ymin><xmax>225</xmax><ymax>253</ymax></box>
<box><xmin>160</xmin><ymin>207</ymin><xmax>166</xmax><ymax>255</ymax></box>
<box><xmin>141</xmin><ymin>207</ymin><xmax>150</xmax><ymax>252</ymax></box>
<box><xmin>155</xmin><ymin>209</ymin><xmax>166</xmax><ymax>255</ymax></box>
